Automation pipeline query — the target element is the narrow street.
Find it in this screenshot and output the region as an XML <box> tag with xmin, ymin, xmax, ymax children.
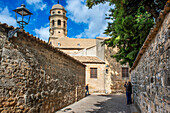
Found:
<box><xmin>56</xmin><ymin>94</ymin><xmax>132</xmax><ymax>113</ymax></box>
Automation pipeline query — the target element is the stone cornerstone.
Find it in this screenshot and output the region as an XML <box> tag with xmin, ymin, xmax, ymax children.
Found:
<box><xmin>0</xmin><ymin>24</ymin><xmax>86</xmax><ymax>113</ymax></box>
<box><xmin>130</xmin><ymin>4</ymin><xmax>170</xmax><ymax>113</ymax></box>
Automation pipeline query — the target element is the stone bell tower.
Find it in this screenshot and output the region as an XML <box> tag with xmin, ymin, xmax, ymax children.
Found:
<box><xmin>48</xmin><ymin>3</ymin><xmax>68</xmax><ymax>44</ymax></box>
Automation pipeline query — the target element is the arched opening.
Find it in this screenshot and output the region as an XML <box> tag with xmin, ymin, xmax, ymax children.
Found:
<box><xmin>64</xmin><ymin>21</ymin><xmax>65</xmax><ymax>28</ymax></box>
<box><xmin>58</xmin><ymin>20</ymin><xmax>61</xmax><ymax>25</ymax></box>
<box><xmin>52</xmin><ymin>20</ymin><xmax>55</xmax><ymax>26</ymax></box>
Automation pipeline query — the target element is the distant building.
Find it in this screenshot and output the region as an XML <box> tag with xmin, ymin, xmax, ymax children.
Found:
<box><xmin>48</xmin><ymin>3</ymin><xmax>130</xmax><ymax>94</ymax></box>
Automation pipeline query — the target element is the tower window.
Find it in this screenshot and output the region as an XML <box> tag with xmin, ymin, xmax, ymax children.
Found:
<box><xmin>64</xmin><ymin>21</ymin><xmax>65</xmax><ymax>27</ymax></box>
<box><xmin>52</xmin><ymin>11</ymin><xmax>55</xmax><ymax>14</ymax></box>
<box><xmin>106</xmin><ymin>69</ymin><xmax>108</xmax><ymax>74</ymax></box>
<box><xmin>58</xmin><ymin>31</ymin><xmax>60</xmax><ymax>33</ymax></box>
<box><xmin>52</xmin><ymin>20</ymin><xmax>55</xmax><ymax>26</ymax></box>
<box><xmin>63</xmin><ymin>13</ymin><xmax>65</xmax><ymax>15</ymax></box>
<box><xmin>77</xmin><ymin>43</ymin><xmax>80</xmax><ymax>46</ymax></box>
<box><xmin>58</xmin><ymin>11</ymin><xmax>61</xmax><ymax>14</ymax></box>
<box><xmin>58</xmin><ymin>20</ymin><xmax>61</xmax><ymax>25</ymax></box>
<box><xmin>58</xmin><ymin>43</ymin><xmax>61</xmax><ymax>46</ymax></box>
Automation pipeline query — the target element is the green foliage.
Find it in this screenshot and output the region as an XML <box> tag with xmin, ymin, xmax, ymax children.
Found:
<box><xmin>86</xmin><ymin>0</ymin><xmax>166</xmax><ymax>67</ymax></box>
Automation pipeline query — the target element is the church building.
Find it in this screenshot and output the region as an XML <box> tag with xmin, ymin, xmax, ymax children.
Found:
<box><xmin>48</xmin><ymin>3</ymin><xmax>130</xmax><ymax>94</ymax></box>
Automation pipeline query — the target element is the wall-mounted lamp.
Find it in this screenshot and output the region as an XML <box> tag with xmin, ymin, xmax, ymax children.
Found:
<box><xmin>8</xmin><ymin>4</ymin><xmax>32</xmax><ymax>39</ymax></box>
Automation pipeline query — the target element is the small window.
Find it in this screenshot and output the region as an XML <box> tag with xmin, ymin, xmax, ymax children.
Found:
<box><xmin>90</xmin><ymin>68</ymin><xmax>97</xmax><ymax>78</ymax></box>
<box><xmin>64</xmin><ymin>21</ymin><xmax>65</xmax><ymax>27</ymax></box>
<box><xmin>52</xmin><ymin>11</ymin><xmax>55</xmax><ymax>14</ymax></box>
<box><xmin>58</xmin><ymin>20</ymin><xmax>61</xmax><ymax>25</ymax></box>
<box><xmin>122</xmin><ymin>67</ymin><xmax>129</xmax><ymax>77</ymax></box>
<box><xmin>58</xmin><ymin>11</ymin><xmax>61</xmax><ymax>14</ymax></box>
<box><xmin>63</xmin><ymin>12</ymin><xmax>65</xmax><ymax>15</ymax></box>
<box><xmin>58</xmin><ymin>31</ymin><xmax>60</xmax><ymax>33</ymax></box>
<box><xmin>52</xmin><ymin>20</ymin><xmax>55</xmax><ymax>26</ymax></box>
<box><xmin>58</xmin><ymin>42</ymin><xmax>61</xmax><ymax>46</ymax></box>
<box><xmin>50</xmin><ymin>42</ymin><xmax>52</xmax><ymax>45</ymax></box>
<box><xmin>106</xmin><ymin>69</ymin><xmax>108</xmax><ymax>74</ymax></box>
<box><xmin>77</xmin><ymin>43</ymin><xmax>80</xmax><ymax>46</ymax></box>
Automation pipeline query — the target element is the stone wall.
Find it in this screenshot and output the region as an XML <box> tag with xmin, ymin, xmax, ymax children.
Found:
<box><xmin>0</xmin><ymin>26</ymin><xmax>86</xmax><ymax>113</ymax></box>
<box><xmin>105</xmin><ymin>46</ymin><xmax>130</xmax><ymax>94</ymax></box>
<box><xmin>130</xmin><ymin>5</ymin><xmax>170</xmax><ymax>113</ymax></box>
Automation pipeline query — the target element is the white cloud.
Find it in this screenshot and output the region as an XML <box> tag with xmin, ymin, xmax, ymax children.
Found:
<box><xmin>34</xmin><ymin>26</ymin><xmax>49</xmax><ymax>42</ymax></box>
<box><xmin>0</xmin><ymin>7</ymin><xmax>17</xmax><ymax>26</ymax></box>
<box><xmin>65</xmin><ymin>0</ymin><xmax>111</xmax><ymax>38</ymax></box>
<box><xmin>26</xmin><ymin>0</ymin><xmax>46</xmax><ymax>11</ymax></box>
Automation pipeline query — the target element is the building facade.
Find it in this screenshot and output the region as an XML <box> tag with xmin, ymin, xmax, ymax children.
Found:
<box><xmin>48</xmin><ymin>3</ymin><xmax>130</xmax><ymax>94</ymax></box>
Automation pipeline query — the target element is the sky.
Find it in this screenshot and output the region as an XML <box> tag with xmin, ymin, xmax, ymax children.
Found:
<box><xmin>0</xmin><ymin>0</ymin><xmax>111</xmax><ymax>42</ymax></box>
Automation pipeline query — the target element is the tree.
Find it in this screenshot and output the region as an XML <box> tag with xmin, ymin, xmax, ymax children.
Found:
<box><xmin>87</xmin><ymin>0</ymin><xmax>167</xmax><ymax>19</ymax></box>
<box><xmin>86</xmin><ymin>0</ymin><xmax>167</xmax><ymax>67</ymax></box>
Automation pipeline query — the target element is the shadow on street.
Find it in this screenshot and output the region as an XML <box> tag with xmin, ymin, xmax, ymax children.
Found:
<box><xmin>85</xmin><ymin>94</ymin><xmax>130</xmax><ymax>113</ymax></box>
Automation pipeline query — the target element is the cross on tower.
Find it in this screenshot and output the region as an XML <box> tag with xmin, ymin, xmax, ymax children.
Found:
<box><xmin>58</xmin><ymin>0</ymin><xmax>62</xmax><ymax>4</ymax></box>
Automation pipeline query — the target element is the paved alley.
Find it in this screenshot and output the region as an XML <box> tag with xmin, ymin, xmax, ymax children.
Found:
<box><xmin>56</xmin><ymin>94</ymin><xmax>131</xmax><ymax>113</ymax></box>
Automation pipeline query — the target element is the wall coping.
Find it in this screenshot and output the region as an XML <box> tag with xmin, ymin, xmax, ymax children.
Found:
<box><xmin>130</xmin><ymin>3</ymin><xmax>170</xmax><ymax>72</ymax></box>
<box><xmin>0</xmin><ymin>23</ymin><xmax>86</xmax><ymax>67</ymax></box>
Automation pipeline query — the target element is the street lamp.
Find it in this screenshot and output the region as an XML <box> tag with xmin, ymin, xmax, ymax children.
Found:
<box><xmin>8</xmin><ymin>4</ymin><xmax>32</xmax><ymax>39</ymax></box>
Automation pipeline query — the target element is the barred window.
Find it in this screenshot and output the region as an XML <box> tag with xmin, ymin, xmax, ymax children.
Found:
<box><xmin>90</xmin><ymin>68</ymin><xmax>97</xmax><ymax>78</ymax></box>
<box><xmin>122</xmin><ymin>67</ymin><xmax>129</xmax><ymax>77</ymax></box>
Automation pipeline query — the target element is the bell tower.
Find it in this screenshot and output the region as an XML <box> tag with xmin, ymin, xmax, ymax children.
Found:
<box><xmin>48</xmin><ymin>3</ymin><xmax>68</xmax><ymax>44</ymax></box>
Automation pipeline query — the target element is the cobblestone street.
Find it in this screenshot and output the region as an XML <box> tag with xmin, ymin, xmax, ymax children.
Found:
<box><xmin>56</xmin><ymin>94</ymin><xmax>131</xmax><ymax>113</ymax></box>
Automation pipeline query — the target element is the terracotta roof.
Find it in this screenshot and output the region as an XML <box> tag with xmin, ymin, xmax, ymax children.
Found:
<box><xmin>130</xmin><ymin>3</ymin><xmax>170</xmax><ymax>72</ymax></box>
<box><xmin>52</xmin><ymin>38</ymin><xmax>96</xmax><ymax>49</ymax></box>
<box><xmin>0</xmin><ymin>22</ymin><xmax>85</xmax><ymax>67</ymax></box>
<box><xmin>96</xmin><ymin>37</ymin><xmax>111</xmax><ymax>40</ymax></box>
<box><xmin>73</xmin><ymin>56</ymin><xmax>105</xmax><ymax>64</ymax></box>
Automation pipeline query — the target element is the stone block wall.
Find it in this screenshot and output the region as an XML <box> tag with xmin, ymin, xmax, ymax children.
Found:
<box><xmin>105</xmin><ymin>46</ymin><xmax>130</xmax><ymax>94</ymax></box>
<box><xmin>0</xmin><ymin>27</ymin><xmax>85</xmax><ymax>113</ymax></box>
<box><xmin>130</xmin><ymin>7</ymin><xmax>170</xmax><ymax>113</ymax></box>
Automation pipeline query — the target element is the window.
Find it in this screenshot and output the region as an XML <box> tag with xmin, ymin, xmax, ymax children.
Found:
<box><xmin>58</xmin><ymin>11</ymin><xmax>61</xmax><ymax>14</ymax></box>
<box><xmin>52</xmin><ymin>11</ymin><xmax>55</xmax><ymax>14</ymax></box>
<box><xmin>58</xmin><ymin>42</ymin><xmax>61</xmax><ymax>46</ymax></box>
<box><xmin>122</xmin><ymin>67</ymin><xmax>129</xmax><ymax>77</ymax></box>
<box><xmin>64</xmin><ymin>21</ymin><xmax>65</xmax><ymax>27</ymax></box>
<box><xmin>90</xmin><ymin>68</ymin><xmax>97</xmax><ymax>78</ymax></box>
<box><xmin>58</xmin><ymin>20</ymin><xmax>61</xmax><ymax>25</ymax></box>
<box><xmin>52</xmin><ymin>20</ymin><xmax>55</xmax><ymax>26</ymax></box>
<box><xmin>63</xmin><ymin>12</ymin><xmax>65</xmax><ymax>15</ymax></box>
<box><xmin>106</xmin><ymin>69</ymin><xmax>108</xmax><ymax>74</ymax></box>
<box><xmin>58</xmin><ymin>31</ymin><xmax>60</xmax><ymax>33</ymax></box>
<box><xmin>77</xmin><ymin>43</ymin><xmax>80</xmax><ymax>46</ymax></box>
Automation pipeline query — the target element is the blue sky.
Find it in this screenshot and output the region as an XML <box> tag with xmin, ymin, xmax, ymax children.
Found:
<box><xmin>0</xmin><ymin>0</ymin><xmax>111</xmax><ymax>41</ymax></box>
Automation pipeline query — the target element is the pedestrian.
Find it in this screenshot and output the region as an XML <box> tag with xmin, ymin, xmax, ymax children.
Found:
<box><xmin>85</xmin><ymin>84</ymin><xmax>89</xmax><ymax>96</ymax></box>
<box><xmin>124</xmin><ymin>81</ymin><xmax>132</xmax><ymax>104</ymax></box>
<box><xmin>124</xmin><ymin>81</ymin><xmax>128</xmax><ymax>101</ymax></box>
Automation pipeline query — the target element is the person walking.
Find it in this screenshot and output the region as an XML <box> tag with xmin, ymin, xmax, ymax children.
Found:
<box><xmin>124</xmin><ymin>81</ymin><xmax>132</xmax><ymax>104</ymax></box>
<box><xmin>85</xmin><ymin>84</ymin><xmax>89</xmax><ymax>96</ymax></box>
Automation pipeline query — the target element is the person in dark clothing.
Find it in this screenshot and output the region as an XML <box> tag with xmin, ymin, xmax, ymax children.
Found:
<box><xmin>85</xmin><ymin>84</ymin><xmax>89</xmax><ymax>96</ymax></box>
<box><xmin>124</xmin><ymin>81</ymin><xmax>132</xmax><ymax>104</ymax></box>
